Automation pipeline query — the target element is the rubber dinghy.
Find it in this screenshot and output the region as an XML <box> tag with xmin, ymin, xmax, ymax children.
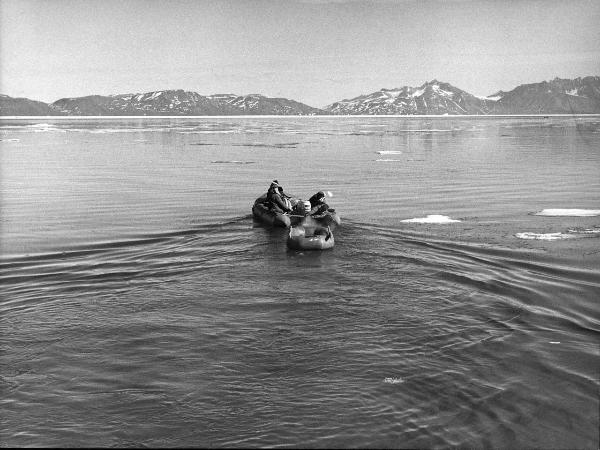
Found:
<box><xmin>287</xmin><ymin>226</ymin><xmax>334</xmax><ymax>251</ymax></box>
<box><xmin>252</xmin><ymin>195</ymin><xmax>292</xmax><ymax>227</ymax></box>
<box><xmin>252</xmin><ymin>194</ymin><xmax>341</xmax><ymax>228</ymax></box>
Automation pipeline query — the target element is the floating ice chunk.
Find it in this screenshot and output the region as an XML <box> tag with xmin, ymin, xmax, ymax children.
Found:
<box><xmin>178</xmin><ymin>130</ymin><xmax>238</xmax><ymax>134</ymax></box>
<box><xmin>567</xmin><ymin>227</ymin><xmax>600</xmax><ymax>235</ymax></box>
<box><xmin>516</xmin><ymin>232</ymin><xmax>572</xmax><ymax>240</ymax></box>
<box><xmin>377</xmin><ymin>150</ymin><xmax>402</xmax><ymax>154</ymax></box>
<box><xmin>27</xmin><ymin>123</ymin><xmax>53</xmax><ymax>128</ymax></box>
<box><xmin>535</xmin><ymin>209</ymin><xmax>600</xmax><ymax>217</ymax></box>
<box><xmin>401</xmin><ymin>215</ymin><xmax>461</xmax><ymax>224</ymax></box>
<box><xmin>383</xmin><ymin>377</ymin><xmax>404</xmax><ymax>384</ymax></box>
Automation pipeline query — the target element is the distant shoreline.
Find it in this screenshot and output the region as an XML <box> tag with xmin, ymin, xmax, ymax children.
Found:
<box><xmin>2</xmin><ymin>114</ymin><xmax>600</xmax><ymax>119</ymax></box>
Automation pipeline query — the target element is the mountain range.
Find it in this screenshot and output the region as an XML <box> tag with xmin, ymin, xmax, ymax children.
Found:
<box><xmin>1</xmin><ymin>76</ymin><xmax>599</xmax><ymax>116</ymax></box>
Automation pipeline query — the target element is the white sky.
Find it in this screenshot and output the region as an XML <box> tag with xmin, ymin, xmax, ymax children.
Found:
<box><xmin>1</xmin><ymin>0</ymin><xmax>599</xmax><ymax>108</ymax></box>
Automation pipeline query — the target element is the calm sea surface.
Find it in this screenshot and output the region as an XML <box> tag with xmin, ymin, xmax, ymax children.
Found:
<box><xmin>1</xmin><ymin>116</ymin><xmax>599</xmax><ymax>448</ymax></box>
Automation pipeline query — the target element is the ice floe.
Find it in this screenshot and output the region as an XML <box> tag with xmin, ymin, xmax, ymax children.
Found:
<box><xmin>376</xmin><ymin>150</ymin><xmax>402</xmax><ymax>154</ymax></box>
<box><xmin>27</xmin><ymin>123</ymin><xmax>53</xmax><ymax>128</ymax></box>
<box><xmin>88</xmin><ymin>128</ymin><xmax>147</xmax><ymax>133</ymax></box>
<box><xmin>401</xmin><ymin>215</ymin><xmax>461</xmax><ymax>224</ymax></box>
<box><xmin>517</xmin><ymin>226</ymin><xmax>600</xmax><ymax>240</ymax></box>
<box><xmin>535</xmin><ymin>209</ymin><xmax>600</xmax><ymax>217</ymax></box>
<box><xmin>568</xmin><ymin>227</ymin><xmax>600</xmax><ymax>235</ymax></box>
<box><xmin>22</xmin><ymin>123</ymin><xmax>66</xmax><ymax>133</ymax></box>
<box><xmin>178</xmin><ymin>130</ymin><xmax>239</xmax><ymax>134</ymax></box>
<box><xmin>516</xmin><ymin>232</ymin><xmax>573</xmax><ymax>240</ymax></box>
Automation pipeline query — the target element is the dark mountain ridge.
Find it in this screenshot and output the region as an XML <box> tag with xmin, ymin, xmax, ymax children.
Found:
<box><xmin>0</xmin><ymin>94</ymin><xmax>60</xmax><ymax>116</ymax></box>
<box><xmin>487</xmin><ymin>76</ymin><xmax>600</xmax><ymax>114</ymax></box>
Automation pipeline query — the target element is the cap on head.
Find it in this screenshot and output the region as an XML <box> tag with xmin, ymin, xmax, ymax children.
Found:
<box><xmin>317</xmin><ymin>191</ymin><xmax>325</xmax><ymax>198</ymax></box>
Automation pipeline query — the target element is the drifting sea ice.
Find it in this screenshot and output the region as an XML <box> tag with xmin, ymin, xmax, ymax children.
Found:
<box><xmin>401</xmin><ymin>215</ymin><xmax>461</xmax><ymax>224</ymax></box>
<box><xmin>535</xmin><ymin>209</ymin><xmax>600</xmax><ymax>217</ymax></box>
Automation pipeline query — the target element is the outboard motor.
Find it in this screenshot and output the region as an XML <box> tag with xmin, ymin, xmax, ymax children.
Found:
<box><xmin>302</xmin><ymin>201</ymin><xmax>311</xmax><ymax>214</ymax></box>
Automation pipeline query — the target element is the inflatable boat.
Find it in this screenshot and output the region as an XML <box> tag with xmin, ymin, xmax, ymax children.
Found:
<box><xmin>252</xmin><ymin>194</ymin><xmax>341</xmax><ymax>228</ymax></box>
<box><xmin>252</xmin><ymin>195</ymin><xmax>292</xmax><ymax>227</ymax></box>
<box><xmin>287</xmin><ymin>226</ymin><xmax>334</xmax><ymax>251</ymax></box>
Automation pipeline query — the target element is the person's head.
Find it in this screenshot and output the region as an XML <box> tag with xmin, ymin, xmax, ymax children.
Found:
<box><xmin>317</xmin><ymin>191</ymin><xmax>325</xmax><ymax>201</ymax></box>
<box><xmin>277</xmin><ymin>186</ymin><xmax>284</xmax><ymax>194</ymax></box>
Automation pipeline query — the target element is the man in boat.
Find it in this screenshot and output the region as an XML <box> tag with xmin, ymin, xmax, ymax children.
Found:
<box><xmin>296</xmin><ymin>200</ymin><xmax>332</xmax><ymax>240</ymax></box>
<box><xmin>266</xmin><ymin>180</ymin><xmax>292</xmax><ymax>214</ymax></box>
<box><xmin>308</xmin><ymin>191</ymin><xmax>329</xmax><ymax>216</ymax></box>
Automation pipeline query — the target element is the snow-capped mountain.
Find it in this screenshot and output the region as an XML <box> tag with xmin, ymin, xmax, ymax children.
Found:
<box><xmin>487</xmin><ymin>76</ymin><xmax>600</xmax><ymax>114</ymax></box>
<box><xmin>207</xmin><ymin>93</ymin><xmax>324</xmax><ymax>115</ymax></box>
<box><xmin>48</xmin><ymin>90</ymin><xmax>322</xmax><ymax>116</ymax></box>
<box><xmin>324</xmin><ymin>80</ymin><xmax>495</xmax><ymax>115</ymax></box>
<box><xmin>1</xmin><ymin>77</ymin><xmax>599</xmax><ymax>116</ymax></box>
<box><xmin>324</xmin><ymin>77</ymin><xmax>600</xmax><ymax>115</ymax></box>
<box><xmin>50</xmin><ymin>90</ymin><xmax>223</xmax><ymax>115</ymax></box>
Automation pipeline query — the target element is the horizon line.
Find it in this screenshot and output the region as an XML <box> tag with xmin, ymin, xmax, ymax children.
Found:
<box><xmin>2</xmin><ymin>114</ymin><xmax>600</xmax><ymax>119</ymax></box>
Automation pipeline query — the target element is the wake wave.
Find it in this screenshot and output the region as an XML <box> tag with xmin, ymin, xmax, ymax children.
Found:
<box><xmin>0</xmin><ymin>215</ymin><xmax>253</xmax><ymax>265</ymax></box>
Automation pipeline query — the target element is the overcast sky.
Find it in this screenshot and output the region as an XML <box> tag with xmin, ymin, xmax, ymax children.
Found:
<box><xmin>1</xmin><ymin>0</ymin><xmax>599</xmax><ymax>107</ymax></box>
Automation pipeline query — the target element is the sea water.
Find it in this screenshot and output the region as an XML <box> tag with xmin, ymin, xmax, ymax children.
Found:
<box><xmin>1</xmin><ymin>116</ymin><xmax>599</xmax><ymax>448</ymax></box>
